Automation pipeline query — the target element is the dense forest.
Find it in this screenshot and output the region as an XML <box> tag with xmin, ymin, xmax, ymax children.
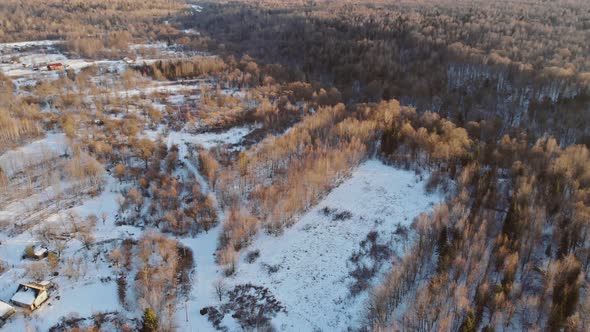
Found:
<box><xmin>0</xmin><ymin>0</ymin><xmax>183</xmax><ymax>42</ymax></box>
<box><xmin>182</xmin><ymin>0</ymin><xmax>590</xmax><ymax>330</ymax></box>
<box><xmin>185</xmin><ymin>0</ymin><xmax>590</xmax><ymax>146</ymax></box>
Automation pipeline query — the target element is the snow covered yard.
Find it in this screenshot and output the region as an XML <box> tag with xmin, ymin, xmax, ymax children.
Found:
<box><xmin>0</xmin><ymin>123</ymin><xmax>253</xmax><ymax>331</ymax></box>
<box><xmin>0</xmin><ymin>131</ymin><xmax>143</xmax><ymax>330</ymax></box>
<box><xmin>197</xmin><ymin>160</ymin><xmax>444</xmax><ymax>331</ymax></box>
<box><xmin>0</xmin><ymin>172</ymin><xmax>135</xmax><ymax>331</ymax></box>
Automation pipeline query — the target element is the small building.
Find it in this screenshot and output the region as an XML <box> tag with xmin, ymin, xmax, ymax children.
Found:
<box><xmin>0</xmin><ymin>300</ymin><xmax>16</xmax><ymax>327</ymax></box>
<box><xmin>47</xmin><ymin>63</ymin><xmax>64</xmax><ymax>71</ymax></box>
<box><xmin>33</xmin><ymin>247</ymin><xmax>48</xmax><ymax>260</ymax></box>
<box><xmin>10</xmin><ymin>281</ymin><xmax>50</xmax><ymax>310</ymax></box>
<box><xmin>24</xmin><ymin>245</ymin><xmax>49</xmax><ymax>260</ymax></box>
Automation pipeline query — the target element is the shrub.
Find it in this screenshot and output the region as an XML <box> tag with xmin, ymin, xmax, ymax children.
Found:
<box><xmin>23</xmin><ymin>245</ymin><xmax>35</xmax><ymax>259</ymax></box>
<box><xmin>333</xmin><ymin>210</ymin><xmax>353</xmax><ymax>221</ymax></box>
<box><xmin>245</xmin><ymin>249</ymin><xmax>260</xmax><ymax>264</ymax></box>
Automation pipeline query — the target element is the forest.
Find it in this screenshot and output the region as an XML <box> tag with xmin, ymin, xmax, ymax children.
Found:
<box><xmin>186</xmin><ymin>0</ymin><xmax>590</xmax><ymax>146</ymax></box>
<box><xmin>186</xmin><ymin>1</ymin><xmax>590</xmax><ymax>330</ymax></box>
<box><xmin>1</xmin><ymin>0</ymin><xmax>590</xmax><ymax>331</ymax></box>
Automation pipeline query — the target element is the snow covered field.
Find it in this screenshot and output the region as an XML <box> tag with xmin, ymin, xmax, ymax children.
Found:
<box><xmin>176</xmin><ymin>160</ymin><xmax>443</xmax><ymax>331</ymax></box>
<box><xmin>0</xmin><ymin>133</ymin><xmax>68</xmax><ymax>178</ymax></box>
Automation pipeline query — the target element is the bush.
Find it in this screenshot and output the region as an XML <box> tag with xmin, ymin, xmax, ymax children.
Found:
<box><xmin>425</xmin><ymin>171</ymin><xmax>443</xmax><ymax>193</ymax></box>
<box><xmin>262</xmin><ymin>263</ymin><xmax>281</xmax><ymax>275</ymax></box>
<box><xmin>23</xmin><ymin>245</ymin><xmax>39</xmax><ymax>259</ymax></box>
<box><xmin>205</xmin><ymin>284</ymin><xmax>286</xmax><ymax>330</ymax></box>
<box><xmin>333</xmin><ymin>210</ymin><xmax>353</xmax><ymax>221</ymax></box>
<box><xmin>319</xmin><ymin>206</ymin><xmax>336</xmax><ymax>216</ymax></box>
<box><xmin>245</xmin><ymin>250</ymin><xmax>260</xmax><ymax>264</ymax></box>
<box><xmin>47</xmin><ymin>252</ymin><xmax>59</xmax><ymax>271</ymax></box>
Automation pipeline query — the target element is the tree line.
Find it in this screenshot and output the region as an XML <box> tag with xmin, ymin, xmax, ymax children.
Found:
<box><xmin>365</xmin><ymin>98</ymin><xmax>590</xmax><ymax>331</ymax></box>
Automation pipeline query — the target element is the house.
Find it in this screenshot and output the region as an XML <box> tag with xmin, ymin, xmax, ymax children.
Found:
<box><xmin>10</xmin><ymin>281</ymin><xmax>51</xmax><ymax>310</ymax></box>
<box><xmin>47</xmin><ymin>63</ymin><xmax>64</xmax><ymax>71</ymax></box>
<box><xmin>0</xmin><ymin>300</ymin><xmax>16</xmax><ymax>327</ymax></box>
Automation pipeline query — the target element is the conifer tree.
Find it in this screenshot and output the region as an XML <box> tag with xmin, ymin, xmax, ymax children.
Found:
<box><xmin>141</xmin><ymin>308</ymin><xmax>159</xmax><ymax>332</ymax></box>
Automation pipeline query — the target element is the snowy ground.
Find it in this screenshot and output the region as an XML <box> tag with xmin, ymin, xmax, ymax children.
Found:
<box><xmin>0</xmin><ymin>133</ymin><xmax>68</xmax><ymax>178</ymax></box>
<box><xmin>144</xmin><ymin>125</ymin><xmax>257</xmax><ymax>151</ymax></box>
<box><xmin>0</xmin><ymin>124</ymin><xmax>252</xmax><ymax>331</ymax></box>
<box><xmin>0</xmin><ymin>132</ymin><xmax>141</xmax><ymax>332</ymax></box>
<box><xmin>0</xmin><ymin>37</ymin><xmax>201</xmax><ymax>82</ymax></box>
<box><xmin>0</xmin><ymin>146</ymin><xmax>442</xmax><ymax>331</ymax></box>
<box><xmin>0</xmin><ymin>169</ymin><xmax>139</xmax><ymax>331</ymax></box>
<box><xmin>175</xmin><ymin>160</ymin><xmax>443</xmax><ymax>331</ymax></box>
<box><xmin>0</xmin><ymin>37</ymin><xmax>445</xmax><ymax>332</ymax></box>
<box><xmin>0</xmin><ymin>40</ymin><xmax>61</xmax><ymax>51</ymax></box>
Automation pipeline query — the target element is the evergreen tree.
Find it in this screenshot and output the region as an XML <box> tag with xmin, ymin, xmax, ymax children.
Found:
<box><xmin>460</xmin><ymin>310</ymin><xmax>477</xmax><ymax>332</ymax></box>
<box><xmin>141</xmin><ymin>308</ymin><xmax>159</xmax><ymax>332</ymax></box>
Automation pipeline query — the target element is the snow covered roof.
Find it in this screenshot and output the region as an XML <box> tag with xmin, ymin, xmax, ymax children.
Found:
<box><xmin>33</xmin><ymin>247</ymin><xmax>47</xmax><ymax>257</ymax></box>
<box><xmin>0</xmin><ymin>300</ymin><xmax>15</xmax><ymax>318</ymax></box>
<box><xmin>11</xmin><ymin>287</ymin><xmax>36</xmax><ymax>306</ymax></box>
<box><xmin>38</xmin><ymin>280</ymin><xmax>51</xmax><ymax>287</ymax></box>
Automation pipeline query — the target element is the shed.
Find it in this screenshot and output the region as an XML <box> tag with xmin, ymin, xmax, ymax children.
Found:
<box><xmin>10</xmin><ymin>282</ymin><xmax>50</xmax><ymax>310</ymax></box>
<box><xmin>33</xmin><ymin>247</ymin><xmax>48</xmax><ymax>260</ymax></box>
<box><xmin>47</xmin><ymin>63</ymin><xmax>64</xmax><ymax>71</ymax></box>
<box><xmin>0</xmin><ymin>300</ymin><xmax>15</xmax><ymax>327</ymax></box>
<box><xmin>24</xmin><ymin>245</ymin><xmax>49</xmax><ymax>260</ymax></box>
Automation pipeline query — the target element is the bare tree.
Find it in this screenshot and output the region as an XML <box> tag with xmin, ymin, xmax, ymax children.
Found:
<box><xmin>213</xmin><ymin>278</ymin><xmax>228</xmax><ymax>302</ymax></box>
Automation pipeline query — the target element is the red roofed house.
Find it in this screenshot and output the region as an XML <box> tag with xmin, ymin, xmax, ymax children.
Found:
<box><xmin>47</xmin><ymin>63</ymin><xmax>65</xmax><ymax>71</ymax></box>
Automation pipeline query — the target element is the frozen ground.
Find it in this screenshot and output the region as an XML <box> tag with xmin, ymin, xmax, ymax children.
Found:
<box><xmin>176</xmin><ymin>160</ymin><xmax>443</xmax><ymax>331</ymax></box>
<box><xmin>144</xmin><ymin>125</ymin><xmax>257</xmax><ymax>150</ymax></box>
<box><xmin>0</xmin><ymin>38</ymin><xmax>198</xmax><ymax>80</ymax></box>
<box><xmin>235</xmin><ymin>160</ymin><xmax>441</xmax><ymax>330</ymax></box>
<box><xmin>0</xmin><ymin>40</ymin><xmax>61</xmax><ymax>51</ymax></box>
<box><xmin>0</xmin><ymin>136</ymin><xmax>443</xmax><ymax>331</ymax></box>
<box><xmin>0</xmin><ymin>124</ymin><xmax>249</xmax><ymax>331</ymax></box>
<box><xmin>0</xmin><ymin>36</ymin><xmax>446</xmax><ymax>332</ymax></box>
<box><xmin>0</xmin><ymin>169</ymin><xmax>139</xmax><ymax>331</ymax></box>
<box><xmin>0</xmin><ymin>133</ymin><xmax>67</xmax><ymax>178</ymax></box>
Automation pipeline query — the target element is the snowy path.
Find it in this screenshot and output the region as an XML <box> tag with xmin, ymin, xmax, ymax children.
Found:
<box><xmin>176</xmin><ymin>224</ymin><xmax>224</xmax><ymax>331</ymax></box>
<box><xmin>165</xmin><ymin>130</ymin><xmax>227</xmax><ymax>331</ymax></box>
<box><xmin>166</xmin><ymin>131</ymin><xmax>209</xmax><ymax>191</ymax></box>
